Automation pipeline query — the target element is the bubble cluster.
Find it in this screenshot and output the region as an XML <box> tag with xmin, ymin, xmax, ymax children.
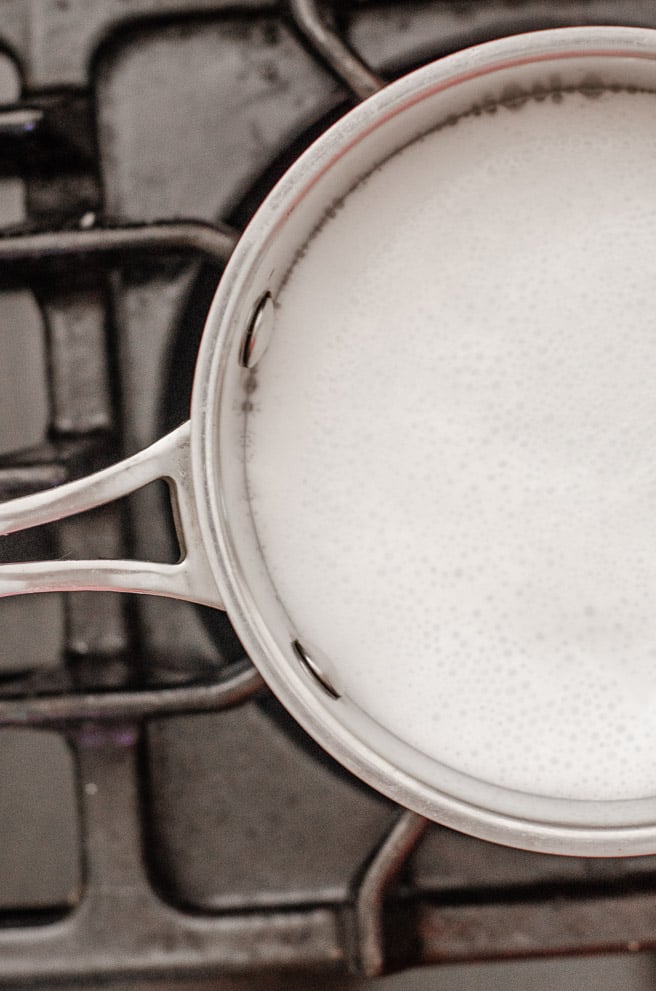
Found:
<box><xmin>244</xmin><ymin>89</ymin><xmax>656</xmax><ymax>801</ymax></box>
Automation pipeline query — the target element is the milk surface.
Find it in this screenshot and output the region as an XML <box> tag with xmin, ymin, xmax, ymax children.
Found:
<box><xmin>245</xmin><ymin>89</ymin><xmax>656</xmax><ymax>801</ymax></box>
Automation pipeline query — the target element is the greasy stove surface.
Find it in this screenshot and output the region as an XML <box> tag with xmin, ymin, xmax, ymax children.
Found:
<box><xmin>2</xmin><ymin>1</ymin><xmax>656</xmax><ymax>985</ymax></box>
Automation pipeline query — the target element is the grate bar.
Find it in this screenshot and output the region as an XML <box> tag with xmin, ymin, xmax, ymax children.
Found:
<box><xmin>0</xmin><ymin>219</ymin><xmax>238</xmax><ymax>269</ymax></box>
<box><xmin>414</xmin><ymin>893</ymin><xmax>656</xmax><ymax>963</ymax></box>
<box><xmin>0</xmin><ymin>462</ymin><xmax>70</xmax><ymax>499</ymax></box>
<box><xmin>0</xmin><ymin>659</ymin><xmax>264</xmax><ymax>726</ymax></box>
<box><xmin>351</xmin><ymin>810</ymin><xmax>428</xmax><ymax>976</ymax></box>
<box><xmin>0</xmin><ymin>436</ymin><xmax>112</xmax><ymax>500</ymax></box>
<box><xmin>0</xmin><ymin>107</ymin><xmax>43</xmax><ymax>135</ymax></box>
<box><xmin>289</xmin><ymin>0</ymin><xmax>384</xmax><ymax>100</ymax></box>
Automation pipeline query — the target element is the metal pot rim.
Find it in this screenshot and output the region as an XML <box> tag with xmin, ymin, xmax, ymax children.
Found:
<box><xmin>189</xmin><ymin>25</ymin><xmax>656</xmax><ymax>856</ymax></box>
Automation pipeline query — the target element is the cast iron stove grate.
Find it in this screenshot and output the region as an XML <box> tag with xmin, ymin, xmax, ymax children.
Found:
<box><xmin>1</xmin><ymin>2</ymin><xmax>656</xmax><ymax>986</ymax></box>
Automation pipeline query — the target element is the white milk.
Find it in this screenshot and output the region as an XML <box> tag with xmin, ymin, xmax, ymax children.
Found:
<box><xmin>245</xmin><ymin>88</ymin><xmax>656</xmax><ymax>801</ymax></box>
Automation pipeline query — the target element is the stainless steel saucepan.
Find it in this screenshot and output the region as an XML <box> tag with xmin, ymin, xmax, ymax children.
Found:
<box><xmin>1</xmin><ymin>26</ymin><xmax>654</xmax><ymax>857</ymax></box>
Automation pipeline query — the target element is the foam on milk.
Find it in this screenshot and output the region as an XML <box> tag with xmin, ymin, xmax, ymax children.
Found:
<box><xmin>244</xmin><ymin>88</ymin><xmax>656</xmax><ymax>802</ymax></box>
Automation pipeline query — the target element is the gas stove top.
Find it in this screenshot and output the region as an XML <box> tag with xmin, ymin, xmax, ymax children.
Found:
<box><xmin>2</xmin><ymin>2</ymin><xmax>656</xmax><ymax>986</ymax></box>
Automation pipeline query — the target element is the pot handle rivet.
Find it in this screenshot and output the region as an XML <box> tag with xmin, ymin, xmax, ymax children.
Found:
<box><xmin>240</xmin><ymin>292</ymin><xmax>275</xmax><ymax>369</ymax></box>
<box><xmin>292</xmin><ymin>639</ymin><xmax>341</xmax><ymax>699</ymax></box>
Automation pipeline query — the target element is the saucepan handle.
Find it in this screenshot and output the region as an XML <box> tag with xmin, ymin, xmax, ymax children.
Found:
<box><xmin>0</xmin><ymin>421</ymin><xmax>224</xmax><ymax>609</ymax></box>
